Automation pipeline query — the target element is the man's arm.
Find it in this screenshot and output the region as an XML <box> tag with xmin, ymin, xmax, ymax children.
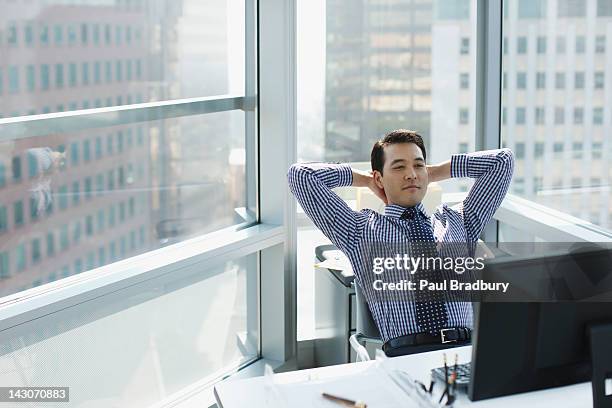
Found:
<box><xmin>438</xmin><ymin>148</ymin><xmax>515</xmax><ymax>240</ymax></box>
<box><xmin>287</xmin><ymin>163</ymin><xmax>370</xmax><ymax>252</ymax></box>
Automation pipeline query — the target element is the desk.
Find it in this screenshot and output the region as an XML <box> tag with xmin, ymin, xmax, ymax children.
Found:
<box><xmin>214</xmin><ymin>346</ymin><xmax>591</xmax><ymax>407</ymax></box>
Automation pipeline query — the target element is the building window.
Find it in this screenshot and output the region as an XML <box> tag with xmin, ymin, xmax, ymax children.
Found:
<box><xmin>598</xmin><ymin>0</ymin><xmax>612</xmax><ymax>16</ymax></box>
<box><xmin>46</xmin><ymin>232</ymin><xmax>55</xmax><ymax>257</ymax></box>
<box><xmin>518</xmin><ymin>0</ymin><xmax>546</xmax><ymax>18</ymax></box>
<box><xmin>105</xmin><ymin>61</ymin><xmax>112</xmax><ymax>83</ymax></box>
<box><xmin>535</xmin><ymin>107</ymin><xmax>545</xmax><ymax>124</ymax></box>
<box><xmin>555</xmin><ymin>72</ymin><xmax>565</xmax><ymax>89</ymax></box>
<box><xmin>32</xmin><ymin>239</ymin><xmax>41</xmax><ymax>264</ymax></box>
<box><xmin>460</xmin><ymin>73</ymin><xmax>469</xmax><ymax>89</ymax></box>
<box><xmin>72</xmin><ymin>181</ymin><xmax>80</xmax><ymax>205</ymax></box>
<box><xmin>85</xmin><ymin>177</ymin><xmax>92</xmax><ymax>199</ymax></box>
<box><xmin>95</xmin><ymin>137</ymin><xmax>103</xmax><ymax>159</ymax></box>
<box><xmin>515</xmin><ymin>142</ymin><xmax>526</xmax><ymax>158</ymax></box>
<box><xmin>54</xmin><ymin>25</ymin><xmax>63</xmax><ymax>44</ymax></box>
<box><xmin>460</xmin><ymin>37</ymin><xmax>469</xmax><ymax>55</ymax></box>
<box><xmin>83</xmin><ymin>140</ymin><xmax>91</xmax><ymax>162</ymax></box>
<box><xmin>0</xmin><ymin>252</ymin><xmax>9</xmax><ymax>279</ymax></box>
<box><xmin>60</xmin><ymin>225</ymin><xmax>69</xmax><ymax>251</ymax></box>
<box><xmin>58</xmin><ymin>185</ymin><xmax>68</xmax><ymax>210</ymax></box>
<box><xmin>86</xmin><ymin>215</ymin><xmax>94</xmax><ymax>236</ymax></box>
<box><xmin>573</xmin><ymin>107</ymin><xmax>584</xmax><ymax>124</ymax></box>
<box><xmin>595</xmin><ymin>35</ymin><xmax>606</xmax><ymax>53</ymax></box>
<box><xmin>517</xmin><ymin>36</ymin><xmax>527</xmax><ymax>54</ymax></box>
<box><xmin>574</xmin><ymin>72</ymin><xmax>585</xmax><ymax>89</ymax></box>
<box><xmin>13</xmin><ymin>201</ymin><xmax>23</xmax><ymax>227</ymax></box>
<box><xmin>73</xmin><ymin>221</ymin><xmax>82</xmax><ymax>244</ymax></box>
<box><xmin>536</xmin><ymin>72</ymin><xmax>546</xmax><ymax>88</ymax></box>
<box><xmin>556</xmin><ymin>36</ymin><xmax>566</xmax><ymax>53</ymax></box>
<box><xmin>16</xmin><ymin>244</ymin><xmax>26</xmax><ymax>272</ymax></box>
<box><xmin>517</xmin><ymin>72</ymin><xmax>527</xmax><ymax>89</ymax></box>
<box><xmin>592</xmin><ymin>142</ymin><xmax>603</xmax><ymax>158</ymax></box>
<box><xmin>575</xmin><ymin>36</ymin><xmax>586</xmax><ymax>53</ymax></box>
<box><xmin>534</xmin><ymin>142</ymin><xmax>545</xmax><ymax>157</ymax></box>
<box><xmin>554</xmin><ymin>107</ymin><xmax>565</xmax><ymax>124</ymax></box>
<box><xmin>572</xmin><ymin>141</ymin><xmax>583</xmax><ymax>159</ymax></box>
<box><xmin>593</xmin><ymin>107</ymin><xmax>604</xmax><ymax>125</ymax></box>
<box><xmin>9</xmin><ymin>66</ymin><xmax>20</xmax><ymax>93</ymax></box>
<box><xmin>12</xmin><ymin>156</ymin><xmax>21</xmax><ymax>182</ymax></box>
<box><xmin>55</xmin><ymin>64</ymin><xmax>64</xmax><ymax>88</ymax></box>
<box><xmin>558</xmin><ymin>0</ymin><xmax>587</xmax><ymax>17</ymax></box>
<box><xmin>69</xmin><ymin>63</ymin><xmax>77</xmax><ymax>87</ymax></box>
<box><xmin>26</xmin><ymin>65</ymin><xmax>35</xmax><ymax>92</ymax></box>
<box><xmin>40</xmin><ymin>64</ymin><xmax>50</xmax><ymax>90</ymax></box>
<box><xmin>68</xmin><ymin>25</ymin><xmax>76</xmax><ymax>44</ymax></box>
<box><xmin>516</xmin><ymin>107</ymin><xmax>526</xmax><ymax>124</ymax></box>
<box><xmin>82</xmin><ymin>62</ymin><xmax>90</xmax><ymax>85</ymax></box>
<box><xmin>459</xmin><ymin>108</ymin><xmax>469</xmax><ymax>124</ymax></box>
<box><xmin>594</xmin><ymin>72</ymin><xmax>604</xmax><ymax>89</ymax></box>
<box><xmin>0</xmin><ymin>206</ymin><xmax>7</xmax><ymax>234</ymax></box>
<box><xmin>536</xmin><ymin>36</ymin><xmax>547</xmax><ymax>54</ymax></box>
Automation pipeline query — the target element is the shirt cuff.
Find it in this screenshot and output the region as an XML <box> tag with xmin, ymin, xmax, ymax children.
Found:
<box><xmin>450</xmin><ymin>154</ymin><xmax>469</xmax><ymax>178</ymax></box>
<box><xmin>336</xmin><ymin>164</ymin><xmax>354</xmax><ymax>187</ymax></box>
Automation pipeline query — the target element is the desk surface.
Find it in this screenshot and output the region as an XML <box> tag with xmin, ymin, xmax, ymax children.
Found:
<box><xmin>214</xmin><ymin>346</ymin><xmax>591</xmax><ymax>408</ymax></box>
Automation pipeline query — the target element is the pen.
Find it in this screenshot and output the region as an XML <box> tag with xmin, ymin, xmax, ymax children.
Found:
<box><xmin>452</xmin><ymin>354</ymin><xmax>458</xmax><ymax>395</ymax></box>
<box><xmin>322</xmin><ymin>392</ymin><xmax>367</xmax><ymax>408</ymax></box>
<box><xmin>439</xmin><ymin>353</ymin><xmax>448</xmax><ymax>404</ymax></box>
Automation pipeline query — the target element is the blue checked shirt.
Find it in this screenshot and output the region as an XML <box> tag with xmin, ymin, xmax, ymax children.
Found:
<box><xmin>288</xmin><ymin>149</ymin><xmax>515</xmax><ymax>342</ymax></box>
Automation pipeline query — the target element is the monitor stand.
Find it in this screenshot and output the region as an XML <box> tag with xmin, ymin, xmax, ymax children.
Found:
<box><xmin>590</xmin><ymin>323</ymin><xmax>612</xmax><ymax>408</ymax></box>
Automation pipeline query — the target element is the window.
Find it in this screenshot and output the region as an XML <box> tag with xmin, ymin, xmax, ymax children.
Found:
<box><xmin>460</xmin><ymin>73</ymin><xmax>469</xmax><ymax>89</ymax></box>
<box><xmin>518</xmin><ymin>0</ymin><xmax>546</xmax><ymax>18</ymax></box>
<box><xmin>558</xmin><ymin>0</ymin><xmax>586</xmax><ymax>17</ymax></box>
<box><xmin>58</xmin><ymin>185</ymin><xmax>68</xmax><ymax>210</ymax></box>
<box><xmin>0</xmin><ymin>163</ymin><xmax>5</xmax><ymax>188</ymax></box>
<box><xmin>83</xmin><ymin>140</ymin><xmax>91</xmax><ymax>162</ymax></box>
<box><xmin>536</xmin><ymin>36</ymin><xmax>547</xmax><ymax>53</ymax></box>
<box><xmin>574</xmin><ymin>107</ymin><xmax>584</xmax><ymax>124</ymax></box>
<box><xmin>46</xmin><ymin>232</ymin><xmax>55</xmax><ymax>257</ymax></box>
<box><xmin>13</xmin><ymin>201</ymin><xmax>24</xmax><ymax>227</ymax></box>
<box><xmin>460</xmin><ymin>37</ymin><xmax>469</xmax><ymax>54</ymax></box>
<box><xmin>12</xmin><ymin>156</ymin><xmax>21</xmax><ymax>182</ymax></box>
<box><xmin>593</xmin><ymin>142</ymin><xmax>603</xmax><ymax>158</ymax></box>
<box><xmin>516</xmin><ymin>107</ymin><xmax>526</xmax><ymax>124</ymax></box>
<box><xmin>515</xmin><ymin>142</ymin><xmax>526</xmax><ymax>158</ymax></box>
<box><xmin>536</xmin><ymin>72</ymin><xmax>546</xmax><ymax>88</ymax></box>
<box><xmin>595</xmin><ymin>36</ymin><xmax>606</xmax><ymax>53</ymax></box>
<box><xmin>0</xmin><ymin>252</ymin><xmax>9</xmax><ymax>279</ymax></box>
<box><xmin>572</xmin><ymin>141</ymin><xmax>583</xmax><ymax>158</ymax></box>
<box><xmin>69</xmin><ymin>63</ymin><xmax>77</xmax><ymax>87</ymax></box>
<box><xmin>556</xmin><ymin>36</ymin><xmax>566</xmax><ymax>53</ymax></box>
<box><xmin>598</xmin><ymin>0</ymin><xmax>612</xmax><ymax>16</ymax></box>
<box><xmin>8</xmin><ymin>22</ymin><xmax>18</xmax><ymax>45</ymax></box>
<box><xmin>32</xmin><ymin>239</ymin><xmax>41</xmax><ymax>264</ymax></box>
<box><xmin>516</xmin><ymin>72</ymin><xmax>527</xmax><ymax>89</ymax></box>
<box><xmin>54</xmin><ymin>25</ymin><xmax>63</xmax><ymax>44</ymax></box>
<box><xmin>0</xmin><ymin>206</ymin><xmax>7</xmax><ymax>234</ymax></box>
<box><xmin>553</xmin><ymin>142</ymin><xmax>564</xmax><ymax>153</ymax></box>
<box><xmin>593</xmin><ymin>107</ymin><xmax>604</xmax><ymax>125</ymax></box>
<box><xmin>9</xmin><ymin>66</ymin><xmax>20</xmax><ymax>93</ymax></box>
<box><xmin>575</xmin><ymin>36</ymin><xmax>586</xmax><ymax>53</ymax></box>
<box><xmin>16</xmin><ymin>244</ymin><xmax>26</xmax><ymax>272</ymax></box>
<box><xmin>55</xmin><ymin>64</ymin><xmax>64</xmax><ymax>88</ymax></box>
<box><xmin>535</xmin><ymin>107</ymin><xmax>545</xmax><ymax>124</ymax></box>
<box><xmin>555</xmin><ymin>107</ymin><xmax>565</xmax><ymax>124</ymax></box>
<box><xmin>26</xmin><ymin>65</ymin><xmax>35</xmax><ymax>92</ymax></box>
<box><xmin>574</xmin><ymin>72</ymin><xmax>585</xmax><ymax>89</ymax></box>
<box><xmin>72</xmin><ymin>181</ymin><xmax>80</xmax><ymax>205</ymax></box>
<box><xmin>41</xmin><ymin>64</ymin><xmax>50</xmax><ymax>90</ymax></box>
<box><xmin>555</xmin><ymin>72</ymin><xmax>565</xmax><ymax>89</ymax></box>
<box><xmin>594</xmin><ymin>72</ymin><xmax>604</xmax><ymax>89</ymax></box>
<box><xmin>459</xmin><ymin>108</ymin><xmax>469</xmax><ymax>124</ymax></box>
<box><xmin>517</xmin><ymin>37</ymin><xmax>527</xmax><ymax>54</ymax></box>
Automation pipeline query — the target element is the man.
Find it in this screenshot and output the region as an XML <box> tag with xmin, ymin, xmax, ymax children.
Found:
<box><xmin>288</xmin><ymin>129</ymin><xmax>514</xmax><ymax>356</ymax></box>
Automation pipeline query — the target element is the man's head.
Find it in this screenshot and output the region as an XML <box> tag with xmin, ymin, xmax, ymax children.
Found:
<box><xmin>371</xmin><ymin>129</ymin><xmax>428</xmax><ymax>207</ymax></box>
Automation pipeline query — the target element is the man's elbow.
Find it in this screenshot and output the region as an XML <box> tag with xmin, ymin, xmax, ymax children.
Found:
<box><xmin>496</xmin><ymin>148</ymin><xmax>515</xmax><ymax>176</ymax></box>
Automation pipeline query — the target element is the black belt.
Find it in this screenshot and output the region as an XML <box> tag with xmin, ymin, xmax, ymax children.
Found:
<box><xmin>383</xmin><ymin>327</ymin><xmax>471</xmax><ymax>353</ymax></box>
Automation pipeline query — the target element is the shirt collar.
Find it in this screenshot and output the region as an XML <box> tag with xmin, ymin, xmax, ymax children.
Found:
<box><xmin>384</xmin><ymin>202</ymin><xmax>428</xmax><ymax>219</ymax></box>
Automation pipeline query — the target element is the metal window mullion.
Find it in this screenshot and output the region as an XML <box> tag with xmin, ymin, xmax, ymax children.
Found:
<box><xmin>0</xmin><ymin>95</ymin><xmax>248</xmax><ymax>141</ymax></box>
<box><xmin>476</xmin><ymin>0</ymin><xmax>503</xmax><ymax>242</ymax></box>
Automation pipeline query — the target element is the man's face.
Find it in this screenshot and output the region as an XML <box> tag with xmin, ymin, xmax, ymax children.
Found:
<box><xmin>373</xmin><ymin>143</ymin><xmax>428</xmax><ymax>207</ymax></box>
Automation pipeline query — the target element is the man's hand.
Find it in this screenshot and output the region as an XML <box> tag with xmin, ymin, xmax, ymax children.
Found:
<box><xmin>427</xmin><ymin>160</ymin><xmax>451</xmax><ymax>184</ymax></box>
<box><xmin>351</xmin><ymin>168</ymin><xmax>388</xmax><ymax>205</ymax></box>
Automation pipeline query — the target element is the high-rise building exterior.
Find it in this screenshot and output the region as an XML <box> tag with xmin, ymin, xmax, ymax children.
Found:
<box><xmin>0</xmin><ymin>0</ymin><xmax>245</xmax><ymax>297</ymax></box>
<box><xmin>321</xmin><ymin>0</ymin><xmax>611</xmax><ymax>230</ymax></box>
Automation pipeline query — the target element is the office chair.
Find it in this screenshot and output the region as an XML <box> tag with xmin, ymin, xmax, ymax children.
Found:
<box><xmin>349</xmin><ymin>283</ymin><xmax>383</xmax><ymax>361</ymax></box>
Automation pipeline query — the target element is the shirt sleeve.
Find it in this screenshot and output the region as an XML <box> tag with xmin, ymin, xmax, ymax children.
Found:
<box><xmin>287</xmin><ymin>162</ymin><xmax>366</xmax><ymax>252</ymax></box>
<box><xmin>450</xmin><ymin>148</ymin><xmax>515</xmax><ymax>241</ymax></box>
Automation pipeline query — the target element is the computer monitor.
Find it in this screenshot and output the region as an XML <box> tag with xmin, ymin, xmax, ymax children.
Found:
<box><xmin>468</xmin><ymin>244</ymin><xmax>612</xmax><ymax>403</ymax></box>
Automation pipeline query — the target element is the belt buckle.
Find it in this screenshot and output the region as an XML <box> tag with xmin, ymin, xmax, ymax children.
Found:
<box><xmin>440</xmin><ymin>328</ymin><xmax>456</xmax><ymax>344</ymax></box>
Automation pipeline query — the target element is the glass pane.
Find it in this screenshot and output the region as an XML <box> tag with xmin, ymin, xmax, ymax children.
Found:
<box><xmin>0</xmin><ymin>111</ymin><xmax>250</xmax><ymax>298</ymax></box>
<box><xmin>501</xmin><ymin>0</ymin><xmax>612</xmax><ymax>233</ymax></box>
<box><xmin>0</xmin><ymin>254</ymin><xmax>259</xmax><ymax>407</ymax></box>
<box><xmin>297</xmin><ymin>0</ymin><xmax>478</xmax><ymax>339</ymax></box>
<box><xmin>0</xmin><ymin>0</ymin><xmax>245</xmax><ymax>119</ymax></box>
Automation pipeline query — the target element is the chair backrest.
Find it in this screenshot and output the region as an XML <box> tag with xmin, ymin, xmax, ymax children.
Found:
<box><xmin>355</xmin><ymin>282</ymin><xmax>381</xmax><ymax>339</ymax></box>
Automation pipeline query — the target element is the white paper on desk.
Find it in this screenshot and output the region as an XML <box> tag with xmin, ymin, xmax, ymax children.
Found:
<box><xmin>314</xmin><ymin>259</ymin><xmax>353</xmax><ymax>274</ymax></box>
<box><xmin>275</xmin><ymin>369</ymin><xmax>417</xmax><ymax>408</ymax></box>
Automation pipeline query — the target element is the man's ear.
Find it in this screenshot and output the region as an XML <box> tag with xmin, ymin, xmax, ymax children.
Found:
<box><xmin>372</xmin><ymin>170</ymin><xmax>384</xmax><ymax>189</ymax></box>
